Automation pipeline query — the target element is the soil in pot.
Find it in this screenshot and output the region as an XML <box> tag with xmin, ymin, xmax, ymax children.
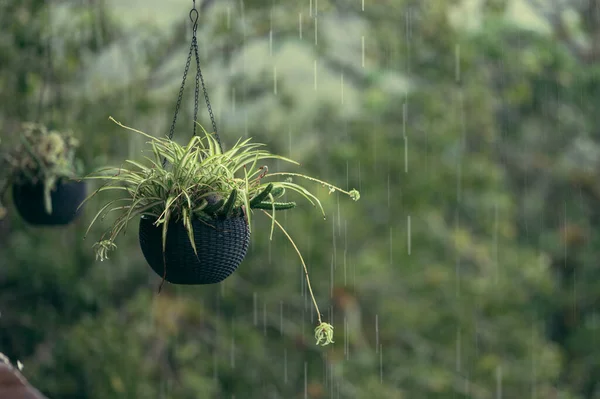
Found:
<box><xmin>138</xmin><ymin>214</ymin><xmax>250</xmax><ymax>285</ymax></box>
<box><xmin>12</xmin><ymin>179</ymin><xmax>87</xmax><ymax>226</ymax></box>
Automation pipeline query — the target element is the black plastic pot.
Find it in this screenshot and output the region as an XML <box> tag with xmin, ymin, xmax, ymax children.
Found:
<box><xmin>138</xmin><ymin>215</ymin><xmax>250</xmax><ymax>285</ymax></box>
<box><xmin>12</xmin><ymin>180</ymin><xmax>87</xmax><ymax>226</ymax></box>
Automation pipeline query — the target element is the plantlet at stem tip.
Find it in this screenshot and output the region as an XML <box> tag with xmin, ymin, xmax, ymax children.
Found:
<box><xmin>315</xmin><ymin>322</ymin><xmax>334</xmax><ymax>346</ymax></box>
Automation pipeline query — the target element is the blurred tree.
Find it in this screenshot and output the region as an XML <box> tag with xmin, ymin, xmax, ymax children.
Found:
<box><xmin>469</xmin><ymin>8</ymin><xmax>600</xmax><ymax>397</ymax></box>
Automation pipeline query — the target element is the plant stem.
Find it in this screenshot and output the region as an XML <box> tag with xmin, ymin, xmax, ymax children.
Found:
<box><xmin>267</xmin><ymin>172</ymin><xmax>353</xmax><ymax>196</ymax></box>
<box><xmin>261</xmin><ymin>210</ymin><xmax>323</xmax><ymax>325</ymax></box>
<box><xmin>108</xmin><ymin>116</ymin><xmax>156</xmax><ymax>140</ymax></box>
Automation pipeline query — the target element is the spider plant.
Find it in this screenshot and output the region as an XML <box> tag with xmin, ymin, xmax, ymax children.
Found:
<box><xmin>0</xmin><ymin>123</ymin><xmax>82</xmax><ymax>218</ymax></box>
<box><xmin>83</xmin><ymin>117</ymin><xmax>360</xmax><ymax>346</ymax></box>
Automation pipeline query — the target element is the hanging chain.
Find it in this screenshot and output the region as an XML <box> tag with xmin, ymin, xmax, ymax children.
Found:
<box><xmin>165</xmin><ymin>0</ymin><xmax>222</xmax><ymax>166</ymax></box>
<box><xmin>192</xmin><ymin>29</ymin><xmax>219</xmax><ymax>146</ymax></box>
<box><xmin>167</xmin><ymin>36</ymin><xmax>193</xmax><ymax>142</ymax></box>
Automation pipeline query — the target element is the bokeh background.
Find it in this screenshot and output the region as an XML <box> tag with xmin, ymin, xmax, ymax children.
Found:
<box><xmin>1</xmin><ymin>0</ymin><xmax>600</xmax><ymax>398</ymax></box>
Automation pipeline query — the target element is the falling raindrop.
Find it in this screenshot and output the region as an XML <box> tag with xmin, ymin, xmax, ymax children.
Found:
<box><xmin>337</xmin><ymin>194</ymin><xmax>341</xmax><ymax>232</ymax></box>
<box><xmin>343</xmin><ymin>220</ymin><xmax>348</xmax><ymax>285</ymax></box>
<box><xmin>403</xmin><ymin>101</ymin><xmax>408</xmax><ymax>173</ymax></box>
<box><xmin>353</xmin><ymin>248</ymin><xmax>357</xmax><ymax>287</ymax></box>
<box><xmin>340</xmin><ymin>73</ymin><xmax>344</xmax><ymax>104</ymax></box>
<box><xmin>299</xmin><ymin>13</ymin><xmax>303</xmax><ymax>39</ymax></box>
<box><xmin>302</xmin><ymin>297</ymin><xmax>307</xmax><ymax>339</ymax></box>
<box><xmin>531</xmin><ymin>322</ymin><xmax>537</xmax><ymax>397</ymax></box>
<box><xmin>344</xmin><ymin>315</ymin><xmax>349</xmax><ymax>359</ymax></box>
<box><xmin>269</xmin><ymin>10</ymin><xmax>273</xmax><ymax>57</ymax></box>
<box><xmin>253</xmin><ymin>292</ymin><xmax>258</xmax><ymax>326</ymax></box>
<box><xmin>240</xmin><ymin>0</ymin><xmax>246</xmax><ymax>77</ymax></box>
<box><xmin>387</xmin><ymin>173</ymin><xmax>391</xmax><ymax>209</ymax></box>
<box><xmin>288</xmin><ymin>126</ymin><xmax>292</xmax><ymax>156</ymax></box>
<box><xmin>494</xmin><ymin>201</ymin><xmax>499</xmax><ymax>283</ymax></box>
<box><xmin>375</xmin><ymin>314</ymin><xmax>379</xmax><ymax>352</ymax></box>
<box><xmin>304</xmin><ymin>361</ymin><xmax>308</xmax><ymax>399</ymax></box>
<box><xmin>330</xmin><ymin>253</ymin><xmax>334</xmax><ymax>300</ymax></box>
<box><xmin>231</xmin><ymin>87</ymin><xmax>236</xmax><ymax>113</ymax></box>
<box><xmin>230</xmin><ymin>318</ymin><xmax>235</xmax><ymax>369</ymax></box>
<box><xmin>456</xmin><ymin>224</ymin><xmax>461</xmax><ymax>299</ymax></box>
<box><xmin>358</xmin><ymin>160</ymin><xmax>362</xmax><ymax>193</ymax></box>
<box><xmin>456</xmin><ymin>327</ymin><xmax>461</xmax><ymax>372</ymax></box>
<box><xmin>213</xmin><ymin>348</ymin><xmax>218</xmax><ymax>383</ymax></box>
<box><xmin>323</xmin><ymin>352</ymin><xmax>329</xmax><ymax>388</ymax></box>
<box><xmin>314</xmin><ymin>16</ymin><xmax>318</xmax><ymax>46</ymax></box>
<box><xmin>496</xmin><ymin>365</ymin><xmax>503</xmax><ymax>398</ymax></box>
<box><xmin>263</xmin><ymin>300</ymin><xmax>267</xmax><ymax>336</ymax></box>
<box><xmin>314</xmin><ymin>59</ymin><xmax>318</xmax><ymax>90</ymax></box>
<box><xmin>379</xmin><ymin>344</ymin><xmax>383</xmax><ymax>383</ymax></box>
<box><xmin>284</xmin><ymin>348</ymin><xmax>288</xmax><ymax>384</ymax></box>
<box><xmin>279</xmin><ymin>300</ymin><xmax>283</xmax><ymax>335</ymax></box>
<box><xmin>405</xmin><ymin>7</ymin><xmax>412</xmax><ymax>72</ymax></box>
<box><xmin>329</xmin><ymin>305</ymin><xmax>334</xmax><ymax>333</ymax></box>
<box><xmin>361</xmin><ymin>35</ymin><xmax>365</xmax><ymax>68</ymax></box>
<box><xmin>332</xmin><ymin>216</ymin><xmax>337</xmax><ymax>268</ymax></box>
<box><xmin>455</xmin><ymin>44</ymin><xmax>460</xmax><ymax>82</ymax></box>
<box><xmin>389</xmin><ymin>227</ymin><xmax>393</xmax><ymax>265</ymax></box>
<box><xmin>407</xmin><ymin>215</ymin><xmax>411</xmax><ymax>255</ymax></box>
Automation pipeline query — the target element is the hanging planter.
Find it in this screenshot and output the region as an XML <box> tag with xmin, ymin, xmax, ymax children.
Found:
<box><xmin>84</xmin><ymin>117</ymin><xmax>359</xmax><ymax>345</ymax></box>
<box><xmin>138</xmin><ymin>213</ymin><xmax>250</xmax><ymax>285</ymax></box>
<box><xmin>0</xmin><ymin>124</ymin><xmax>85</xmax><ymax>226</ymax></box>
<box><xmin>12</xmin><ymin>179</ymin><xmax>86</xmax><ymax>226</ymax></box>
<box><xmin>82</xmin><ymin>0</ymin><xmax>360</xmax><ymax>346</ymax></box>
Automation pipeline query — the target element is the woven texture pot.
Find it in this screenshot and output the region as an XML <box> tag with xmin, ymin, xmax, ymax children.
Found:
<box><xmin>12</xmin><ymin>180</ymin><xmax>86</xmax><ymax>226</ymax></box>
<box><xmin>138</xmin><ymin>215</ymin><xmax>250</xmax><ymax>285</ymax></box>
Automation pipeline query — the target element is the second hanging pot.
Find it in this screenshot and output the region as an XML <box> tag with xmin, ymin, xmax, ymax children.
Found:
<box><xmin>138</xmin><ymin>214</ymin><xmax>250</xmax><ymax>285</ymax></box>
<box><xmin>12</xmin><ymin>179</ymin><xmax>87</xmax><ymax>226</ymax></box>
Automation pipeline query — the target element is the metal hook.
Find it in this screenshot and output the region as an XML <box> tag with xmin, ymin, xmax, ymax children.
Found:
<box><xmin>189</xmin><ymin>9</ymin><xmax>199</xmax><ymax>26</ymax></box>
<box><xmin>189</xmin><ymin>0</ymin><xmax>199</xmax><ymax>31</ymax></box>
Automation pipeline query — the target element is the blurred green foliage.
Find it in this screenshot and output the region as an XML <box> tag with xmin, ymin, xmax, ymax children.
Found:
<box><xmin>1</xmin><ymin>0</ymin><xmax>600</xmax><ymax>398</ymax></box>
